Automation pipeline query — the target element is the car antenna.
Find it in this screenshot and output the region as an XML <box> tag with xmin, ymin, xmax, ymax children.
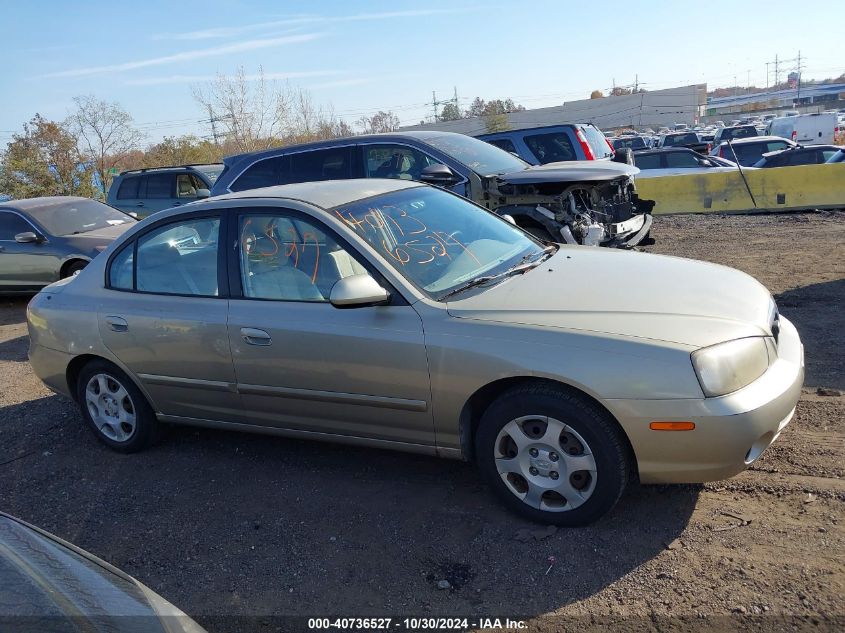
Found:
<box><xmin>726</xmin><ymin>139</ymin><xmax>757</xmax><ymax>209</ymax></box>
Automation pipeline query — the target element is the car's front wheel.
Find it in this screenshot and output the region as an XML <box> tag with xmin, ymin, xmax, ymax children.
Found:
<box><xmin>76</xmin><ymin>360</ymin><xmax>158</xmax><ymax>453</ymax></box>
<box><xmin>475</xmin><ymin>383</ymin><xmax>630</xmax><ymax>526</ymax></box>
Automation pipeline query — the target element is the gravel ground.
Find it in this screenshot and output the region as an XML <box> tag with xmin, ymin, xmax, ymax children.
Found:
<box><xmin>0</xmin><ymin>210</ymin><xmax>843</xmax><ymax>632</ymax></box>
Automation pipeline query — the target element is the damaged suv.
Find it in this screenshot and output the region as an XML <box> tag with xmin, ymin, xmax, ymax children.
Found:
<box><xmin>210</xmin><ymin>131</ymin><xmax>654</xmax><ymax>247</ymax></box>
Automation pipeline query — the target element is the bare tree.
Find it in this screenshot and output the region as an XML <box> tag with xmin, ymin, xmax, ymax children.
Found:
<box><xmin>356</xmin><ymin>111</ymin><xmax>400</xmax><ymax>134</ymax></box>
<box><xmin>192</xmin><ymin>67</ymin><xmax>294</xmax><ymax>153</ymax></box>
<box><xmin>66</xmin><ymin>95</ymin><xmax>144</xmax><ymax>198</ymax></box>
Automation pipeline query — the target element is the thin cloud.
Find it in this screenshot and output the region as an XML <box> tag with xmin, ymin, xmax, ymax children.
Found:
<box><xmin>156</xmin><ymin>8</ymin><xmax>471</xmax><ymax>41</ymax></box>
<box><xmin>308</xmin><ymin>78</ymin><xmax>378</xmax><ymax>90</ymax></box>
<box><xmin>125</xmin><ymin>70</ymin><xmax>341</xmax><ymax>86</ymax></box>
<box><xmin>41</xmin><ymin>33</ymin><xmax>322</xmax><ymax>79</ymax></box>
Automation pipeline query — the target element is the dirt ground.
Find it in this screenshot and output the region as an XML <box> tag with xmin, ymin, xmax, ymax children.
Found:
<box><xmin>0</xmin><ymin>210</ymin><xmax>843</xmax><ymax>632</ymax></box>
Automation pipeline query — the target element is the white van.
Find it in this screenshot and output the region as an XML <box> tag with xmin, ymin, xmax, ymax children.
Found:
<box><xmin>767</xmin><ymin>113</ymin><xmax>841</xmax><ymax>145</ymax></box>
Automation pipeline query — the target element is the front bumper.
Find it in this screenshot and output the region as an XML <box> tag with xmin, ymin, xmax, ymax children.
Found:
<box><xmin>606</xmin><ymin>213</ymin><xmax>653</xmax><ymax>247</ymax></box>
<box><xmin>606</xmin><ymin>316</ymin><xmax>804</xmax><ymax>483</ymax></box>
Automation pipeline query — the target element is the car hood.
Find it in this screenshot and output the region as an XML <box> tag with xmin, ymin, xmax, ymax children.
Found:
<box><xmin>63</xmin><ymin>222</ymin><xmax>134</xmax><ymax>252</ymax></box>
<box><xmin>0</xmin><ymin>513</ymin><xmax>205</xmax><ymax>632</ymax></box>
<box><xmin>446</xmin><ymin>248</ymin><xmax>774</xmax><ymax>349</ymax></box>
<box><xmin>496</xmin><ymin>160</ymin><xmax>639</xmax><ymax>185</ymax></box>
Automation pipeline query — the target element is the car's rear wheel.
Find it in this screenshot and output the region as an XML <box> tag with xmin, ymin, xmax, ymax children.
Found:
<box><xmin>475</xmin><ymin>383</ymin><xmax>630</xmax><ymax>526</ymax></box>
<box><xmin>76</xmin><ymin>360</ymin><xmax>158</xmax><ymax>453</ymax></box>
<box><xmin>63</xmin><ymin>260</ymin><xmax>88</xmax><ymax>278</ymax></box>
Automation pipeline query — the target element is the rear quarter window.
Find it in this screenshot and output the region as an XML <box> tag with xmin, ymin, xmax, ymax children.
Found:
<box><xmin>231</xmin><ymin>156</ymin><xmax>289</xmax><ymax>192</ymax></box>
<box><xmin>633</xmin><ymin>154</ymin><xmax>661</xmax><ymax>169</ymax></box>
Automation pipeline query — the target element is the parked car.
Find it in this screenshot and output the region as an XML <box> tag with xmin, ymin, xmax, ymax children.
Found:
<box><xmin>478</xmin><ymin>124</ymin><xmax>616</xmax><ymax>164</ymax></box>
<box><xmin>753</xmin><ymin>145</ymin><xmax>843</xmax><ymax>168</ymax></box>
<box><xmin>767</xmin><ymin>113</ymin><xmax>841</xmax><ymax>146</ymax></box>
<box><xmin>0</xmin><ymin>197</ymin><xmax>136</xmax><ymax>292</ymax></box>
<box><xmin>631</xmin><ymin>148</ymin><xmax>740</xmax><ymax>178</ymax></box>
<box><xmin>712</xmin><ymin>125</ymin><xmax>758</xmax><ymax>145</ymax></box>
<box><xmin>710</xmin><ymin>136</ymin><xmax>797</xmax><ymax>166</ymax></box>
<box><xmin>107</xmin><ymin>164</ymin><xmax>223</xmax><ymax>218</ymax></box>
<box><xmin>211</xmin><ymin>131</ymin><xmax>655</xmax><ymax>247</ymax></box>
<box><xmin>655</xmin><ymin>132</ymin><xmax>710</xmax><ymax>154</ymax></box>
<box><xmin>27</xmin><ymin>179</ymin><xmax>803</xmax><ymax>526</ymax></box>
<box><xmin>612</xmin><ymin>136</ymin><xmax>650</xmax><ymax>152</ymax></box>
<box><xmin>0</xmin><ymin>512</ymin><xmax>205</xmax><ymax>632</ymax></box>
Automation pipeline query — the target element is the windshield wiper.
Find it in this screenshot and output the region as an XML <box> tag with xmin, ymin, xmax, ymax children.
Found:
<box><xmin>438</xmin><ymin>247</ymin><xmax>555</xmax><ymax>301</ymax></box>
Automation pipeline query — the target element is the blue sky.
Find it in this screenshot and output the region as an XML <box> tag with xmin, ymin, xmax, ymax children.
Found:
<box><xmin>1</xmin><ymin>0</ymin><xmax>842</xmax><ymax>146</ymax></box>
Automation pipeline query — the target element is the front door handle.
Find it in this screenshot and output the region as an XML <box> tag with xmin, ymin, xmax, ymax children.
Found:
<box><xmin>135</xmin><ymin>202</ymin><xmax>145</xmax><ymax>207</ymax></box>
<box><xmin>105</xmin><ymin>315</ymin><xmax>128</xmax><ymax>332</ymax></box>
<box><xmin>240</xmin><ymin>327</ymin><xmax>271</xmax><ymax>346</ymax></box>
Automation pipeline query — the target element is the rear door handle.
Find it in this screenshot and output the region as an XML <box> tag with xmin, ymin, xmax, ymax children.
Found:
<box><xmin>105</xmin><ymin>315</ymin><xmax>128</xmax><ymax>332</ymax></box>
<box><xmin>0</xmin><ymin>245</ymin><xmax>4</xmax><ymax>252</ymax></box>
<box><xmin>240</xmin><ymin>327</ymin><xmax>271</xmax><ymax>346</ymax></box>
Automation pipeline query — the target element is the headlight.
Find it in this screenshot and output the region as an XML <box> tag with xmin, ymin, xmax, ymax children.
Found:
<box><xmin>691</xmin><ymin>337</ymin><xmax>775</xmax><ymax>397</ymax></box>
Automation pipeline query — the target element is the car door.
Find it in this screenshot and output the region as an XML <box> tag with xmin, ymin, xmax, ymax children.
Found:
<box><xmin>0</xmin><ymin>210</ymin><xmax>54</xmax><ymax>289</ymax></box>
<box><xmin>98</xmin><ymin>214</ymin><xmax>243</xmax><ymax>422</ymax></box>
<box><xmin>226</xmin><ymin>207</ymin><xmax>434</xmax><ymax>446</ymax></box>
<box><xmin>111</xmin><ymin>175</ymin><xmax>144</xmax><ymax>215</ymax></box>
<box><xmin>138</xmin><ymin>173</ymin><xmax>177</xmax><ymax>217</ymax></box>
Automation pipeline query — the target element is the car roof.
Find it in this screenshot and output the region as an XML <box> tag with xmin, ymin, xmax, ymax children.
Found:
<box><xmin>0</xmin><ymin>196</ymin><xmax>92</xmax><ymax>212</ymax></box>
<box><xmin>221</xmin><ymin>131</ymin><xmax>476</xmax><ymax>166</ymax></box>
<box><xmin>717</xmin><ymin>135</ymin><xmax>791</xmax><ymax>146</ymax></box>
<box><xmin>118</xmin><ymin>163</ymin><xmax>222</xmax><ymax>176</ymax></box>
<box><xmin>635</xmin><ymin>148</ymin><xmax>694</xmax><ymax>155</ymax></box>
<box><xmin>210</xmin><ymin>178</ymin><xmax>424</xmax><ymax>210</ymax></box>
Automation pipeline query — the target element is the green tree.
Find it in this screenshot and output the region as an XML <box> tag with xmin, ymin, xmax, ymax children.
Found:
<box><xmin>0</xmin><ymin>114</ymin><xmax>95</xmax><ymax>199</ymax></box>
<box><xmin>439</xmin><ymin>102</ymin><xmax>462</xmax><ymax>121</ymax></box>
<box><xmin>484</xmin><ymin>113</ymin><xmax>511</xmax><ymax>133</ymax></box>
<box><xmin>143</xmin><ymin>135</ymin><xmax>222</xmax><ymax>167</ymax></box>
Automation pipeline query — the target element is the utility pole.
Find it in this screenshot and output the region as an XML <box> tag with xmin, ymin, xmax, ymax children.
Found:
<box><xmin>765</xmin><ymin>62</ymin><xmax>770</xmax><ymax>89</ymax></box>
<box><xmin>206</xmin><ymin>105</ymin><xmax>219</xmax><ymax>145</ymax></box>
<box><xmin>430</xmin><ymin>89</ymin><xmax>459</xmax><ymax>122</ymax></box>
<box><xmin>796</xmin><ymin>50</ymin><xmax>804</xmax><ymax>102</ymax></box>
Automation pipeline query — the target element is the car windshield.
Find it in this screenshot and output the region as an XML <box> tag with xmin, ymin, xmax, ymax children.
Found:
<box><xmin>193</xmin><ymin>164</ymin><xmax>224</xmax><ymax>183</ymax></box>
<box><xmin>332</xmin><ymin>186</ymin><xmax>549</xmax><ymax>299</ymax></box>
<box><xmin>421</xmin><ymin>134</ymin><xmax>529</xmax><ymax>176</ymax></box>
<box><xmin>31</xmin><ymin>200</ymin><xmax>134</xmax><ymax>236</ymax></box>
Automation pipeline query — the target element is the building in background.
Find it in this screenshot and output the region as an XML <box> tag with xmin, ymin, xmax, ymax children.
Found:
<box><xmin>401</xmin><ymin>85</ymin><xmax>707</xmax><ymax>135</ymax></box>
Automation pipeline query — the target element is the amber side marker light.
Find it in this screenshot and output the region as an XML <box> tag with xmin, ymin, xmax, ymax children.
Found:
<box><xmin>649</xmin><ymin>421</ymin><xmax>696</xmax><ymax>431</ymax></box>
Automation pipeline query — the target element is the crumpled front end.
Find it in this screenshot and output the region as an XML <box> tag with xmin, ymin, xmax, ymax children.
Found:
<box><xmin>489</xmin><ymin>168</ymin><xmax>656</xmax><ymax>248</ymax></box>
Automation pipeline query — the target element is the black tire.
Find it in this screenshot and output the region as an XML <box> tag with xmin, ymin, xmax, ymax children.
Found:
<box><xmin>475</xmin><ymin>383</ymin><xmax>630</xmax><ymax>526</ymax></box>
<box><xmin>76</xmin><ymin>359</ymin><xmax>158</xmax><ymax>453</ymax></box>
<box><xmin>63</xmin><ymin>260</ymin><xmax>88</xmax><ymax>278</ymax></box>
<box><xmin>613</xmin><ymin>147</ymin><xmax>635</xmax><ymax>166</ymax></box>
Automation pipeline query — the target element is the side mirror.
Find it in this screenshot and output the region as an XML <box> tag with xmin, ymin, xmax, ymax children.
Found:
<box><xmin>330</xmin><ymin>273</ymin><xmax>389</xmax><ymax>308</ymax></box>
<box><xmin>196</xmin><ymin>188</ymin><xmax>210</xmax><ymax>199</ymax></box>
<box><xmin>419</xmin><ymin>163</ymin><xmax>460</xmax><ymax>186</ymax></box>
<box><xmin>15</xmin><ymin>232</ymin><xmax>40</xmax><ymax>244</ymax></box>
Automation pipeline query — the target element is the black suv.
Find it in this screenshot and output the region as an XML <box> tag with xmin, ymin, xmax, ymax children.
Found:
<box><xmin>210</xmin><ymin>131</ymin><xmax>654</xmax><ymax>247</ymax></box>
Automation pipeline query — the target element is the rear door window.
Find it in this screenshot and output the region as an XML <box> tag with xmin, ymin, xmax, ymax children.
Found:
<box><xmin>632</xmin><ymin>154</ymin><xmax>661</xmax><ymax>169</ymax></box>
<box><xmin>144</xmin><ymin>174</ymin><xmax>173</xmax><ymax>199</ymax></box>
<box><xmin>523</xmin><ymin>132</ymin><xmax>577</xmax><ymax>163</ymax></box>
<box><xmin>285</xmin><ymin>147</ymin><xmax>353</xmax><ymax>184</ymax></box>
<box><xmin>486</xmin><ymin>138</ymin><xmax>517</xmax><ymax>153</ymax></box>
